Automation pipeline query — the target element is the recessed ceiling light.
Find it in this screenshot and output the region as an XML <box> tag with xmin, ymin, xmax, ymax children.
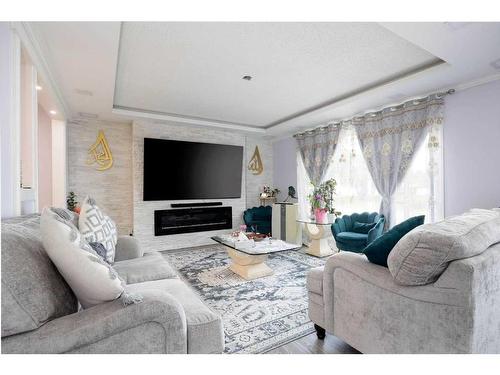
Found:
<box><xmin>78</xmin><ymin>112</ymin><xmax>98</xmax><ymax>119</ymax></box>
<box><xmin>49</xmin><ymin>110</ymin><xmax>57</xmax><ymax>115</ymax></box>
<box><xmin>242</xmin><ymin>75</ymin><xmax>252</xmax><ymax>81</ymax></box>
<box><xmin>36</xmin><ymin>85</ymin><xmax>42</xmax><ymax>91</ymax></box>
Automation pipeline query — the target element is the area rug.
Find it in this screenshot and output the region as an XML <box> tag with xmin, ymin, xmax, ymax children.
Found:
<box><xmin>162</xmin><ymin>245</ymin><xmax>327</xmax><ymax>354</ymax></box>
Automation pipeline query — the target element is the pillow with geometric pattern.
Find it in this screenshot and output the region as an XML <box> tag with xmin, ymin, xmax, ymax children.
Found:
<box><xmin>79</xmin><ymin>196</ymin><xmax>118</xmax><ymax>264</ymax></box>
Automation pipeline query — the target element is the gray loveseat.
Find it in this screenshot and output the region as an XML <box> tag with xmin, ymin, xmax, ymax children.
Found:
<box><xmin>1</xmin><ymin>215</ymin><xmax>224</xmax><ymax>354</ymax></box>
<box><xmin>307</xmin><ymin>239</ymin><xmax>500</xmax><ymax>353</ymax></box>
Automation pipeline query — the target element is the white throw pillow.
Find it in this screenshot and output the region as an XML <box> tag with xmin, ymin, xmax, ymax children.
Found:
<box><xmin>79</xmin><ymin>196</ymin><xmax>117</xmax><ymax>263</ymax></box>
<box><xmin>40</xmin><ymin>208</ymin><xmax>139</xmax><ymax>309</ymax></box>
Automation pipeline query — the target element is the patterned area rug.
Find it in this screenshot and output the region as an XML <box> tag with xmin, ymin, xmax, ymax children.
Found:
<box><xmin>162</xmin><ymin>245</ymin><xmax>327</xmax><ymax>354</ymax></box>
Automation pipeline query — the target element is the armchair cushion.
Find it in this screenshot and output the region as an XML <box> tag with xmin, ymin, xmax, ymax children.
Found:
<box><xmin>363</xmin><ymin>215</ymin><xmax>424</xmax><ymax>267</ymax></box>
<box><xmin>336</xmin><ymin>232</ymin><xmax>368</xmax><ymax>244</ymax></box>
<box><xmin>352</xmin><ymin>221</ymin><xmax>376</xmax><ymax>234</ymax></box>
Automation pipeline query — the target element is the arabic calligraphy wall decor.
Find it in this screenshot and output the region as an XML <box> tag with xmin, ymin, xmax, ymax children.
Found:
<box><xmin>86</xmin><ymin>130</ymin><xmax>113</xmax><ymax>171</ymax></box>
<box><xmin>248</xmin><ymin>146</ymin><xmax>263</xmax><ymax>175</ymax></box>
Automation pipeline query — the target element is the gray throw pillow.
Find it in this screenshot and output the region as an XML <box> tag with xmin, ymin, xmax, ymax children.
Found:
<box><xmin>89</xmin><ymin>242</ymin><xmax>109</xmax><ymax>263</ymax></box>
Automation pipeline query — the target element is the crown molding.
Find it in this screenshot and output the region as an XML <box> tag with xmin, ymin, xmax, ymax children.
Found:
<box><xmin>270</xmin><ymin>71</ymin><xmax>500</xmax><ymax>138</ymax></box>
<box><xmin>112</xmin><ymin>106</ymin><xmax>266</xmax><ymax>134</ymax></box>
<box><xmin>453</xmin><ymin>72</ymin><xmax>500</xmax><ymax>92</ymax></box>
<box><xmin>11</xmin><ymin>22</ymin><xmax>71</xmax><ymax>120</ymax></box>
<box><xmin>265</xmin><ymin>58</ymin><xmax>446</xmax><ymax>134</ymax></box>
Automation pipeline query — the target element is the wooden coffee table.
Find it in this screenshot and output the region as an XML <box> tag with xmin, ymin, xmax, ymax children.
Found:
<box><xmin>211</xmin><ymin>235</ymin><xmax>300</xmax><ymax>280</ymax></box>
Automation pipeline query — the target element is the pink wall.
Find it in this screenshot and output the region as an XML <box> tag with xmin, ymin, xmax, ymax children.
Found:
<box><xmin>38</xmin><ymin>104</ymin><xmax>53</xmax><ymax>210</ymax></box>
<box><xmin>444</xmin><ymin>79</ymin><xmax>500</xmax><ymax>215</ymax></box>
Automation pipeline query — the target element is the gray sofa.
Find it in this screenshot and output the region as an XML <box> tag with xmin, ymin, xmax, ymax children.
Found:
<box><xmin>1</xmin><ymin>215</ymin><xmax>224</xmax><ymax>354</ymax></box>
<box><xmin>307</xmin><ymin>243</ymin><xmax>500</xmax><ymax>353</ymax></box>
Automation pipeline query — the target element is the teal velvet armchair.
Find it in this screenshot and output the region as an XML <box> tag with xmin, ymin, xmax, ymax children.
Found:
<box><xmin>243</xmin><ymin>206</ymin><xmax>272</xmax><ymax>234</ymax></box>
<box><xmin>331</xmin><ymin>212</ymin><xmax>385</xmax><ymax>253</ymax></box>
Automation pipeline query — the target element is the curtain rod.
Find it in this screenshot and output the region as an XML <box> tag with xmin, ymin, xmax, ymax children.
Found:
<box><xmin>294</xmin><ymin>89</ymin><xmax>454</xmax><ymax>137</ymax></box>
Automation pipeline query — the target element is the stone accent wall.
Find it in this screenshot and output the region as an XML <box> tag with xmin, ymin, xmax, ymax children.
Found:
<box><xmin>245</xmin><ymin>137</ymin><xmax>274</xmax><ymax>208</ymax></box>
<box><xmin>67</xmin><ymin>118</ymin><xmax>273</xmax><ymax>251</ymax></box>
<box><xmin>67</xmin><ymin>120</ymin><xmax>133</xmax><ymax>235</ymax></box>
<box><xmin>132</xmin><ymin>120</ymin><xmax>273</xmax><ymax>251</ymax></box>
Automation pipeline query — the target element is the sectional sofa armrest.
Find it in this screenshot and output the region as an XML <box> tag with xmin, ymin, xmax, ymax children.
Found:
<box><xmin>322</xmin><ymin>252</ymin><xmax>468</xmax><ymax>320</ymax></box>
<box><xmin>114</xmin><ymin>235</ymin><xmax>143</xmax><ymax>261</ymax></box>
<box><xmin>1</xmin><ymin>290</ymin><xmax>187</xmax><ymax>354</ymax></box>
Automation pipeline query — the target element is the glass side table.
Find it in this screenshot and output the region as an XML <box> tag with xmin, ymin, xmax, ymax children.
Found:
<box><xmin>296</xmin><ymin>218</ymin><xmax>337</xmax><ymax>257</ymax></box>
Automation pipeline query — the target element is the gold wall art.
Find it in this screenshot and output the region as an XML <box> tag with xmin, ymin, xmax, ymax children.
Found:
<box><xmin>87</xmin><ymin>130</ymin><xmax>113</xmax><ymax>171</ymax></box>
<box><xmin>248</xmin><ymin>146</ymin><xmax>263</xmax><ymax>175</ymax></box>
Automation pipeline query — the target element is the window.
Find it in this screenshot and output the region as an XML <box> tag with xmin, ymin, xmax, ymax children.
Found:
<box><xmin>323</xmin><ymin>125</ymin><xmax>380</xmax><ymax>216</ymax></box>
<box><xmin>297</xmin><ymin>124</ymin><xmax>443</xmax><ymax>227</ymax></box>
<box><xmin>392</xmin><ymin>130</ymin><xmax>444</xmax><ymax>224</ymax></box>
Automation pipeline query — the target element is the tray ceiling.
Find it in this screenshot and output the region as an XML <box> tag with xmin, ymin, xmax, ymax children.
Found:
<box><xmin>113</xmin><ymin>22</ymin><xmax>442</xmax><ymax>128</ymax></box>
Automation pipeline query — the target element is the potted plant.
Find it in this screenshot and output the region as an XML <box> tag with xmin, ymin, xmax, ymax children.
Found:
<box><xmin>66</xmin><ymin>191</ymin><xmax>80</xmax><ymax>213</ymax></box>
<box><xmin>308</xmin><ymin>179</ymin><xmax>341</xmax><ymax>223</ymax></box>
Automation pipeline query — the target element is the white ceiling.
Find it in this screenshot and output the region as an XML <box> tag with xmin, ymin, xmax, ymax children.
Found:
<box><xmin>30</xmin><ymin>21</ymin><xmax>500</xmax><ymax>136</ymax></box>
<box><xmin>114</xmin><ymin>22</ymin><xmax>441</xmax><ymax>127</ymax></box>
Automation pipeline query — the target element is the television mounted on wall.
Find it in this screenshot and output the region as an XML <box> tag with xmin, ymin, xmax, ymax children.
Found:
<box><xmin>143</xmin><ymin>137</ymin><xmax>244</xmax><ymax>201</ymax></box>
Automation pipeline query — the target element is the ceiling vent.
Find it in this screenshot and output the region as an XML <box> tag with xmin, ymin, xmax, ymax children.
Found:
<box><xmin>74</xmin><ymin>88</ymin><xmax>94</xmax><ymax>96</ymax></box>
<box><xmin>444</xmin><ymin>22</ymin><xmax>472</xmax><ymax>31</ymax></box>
<box><xmin>77</xmin><ymin>112</ymin><xmax>99</xmax><ymax>119</ymax></box>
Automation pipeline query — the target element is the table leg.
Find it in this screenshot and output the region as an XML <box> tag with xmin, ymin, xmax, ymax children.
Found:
<box><xmin>304</xmin><ymin>223</ymin><xmax>334</xmax><ymax>257</ymax></box>
<box><xmin>226</xmin><ymin>247</ymin><xmax>273</xmax><ymax>280</ymax></box>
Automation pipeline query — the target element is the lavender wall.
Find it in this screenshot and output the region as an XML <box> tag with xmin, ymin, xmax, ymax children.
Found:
<box><xmin>444</xmin><ymin>79</ymin><xmax>500</xmax><ymax>215</ymax></box>
<box><xmin>272</xmin><ymin>78</ymin><xmax>500</xmax><ymax>217</ymax></box>
<box><xmin>273</xmin><ymin>137</ymin><xmax>297</xmax><ymax>201</ymax></box>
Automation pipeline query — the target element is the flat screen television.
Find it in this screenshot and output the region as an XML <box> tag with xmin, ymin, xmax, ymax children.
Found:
<box><xmin>143</xmin><ymin>138</ymin><xmax>244</xmax><ymax>201</ymax></box>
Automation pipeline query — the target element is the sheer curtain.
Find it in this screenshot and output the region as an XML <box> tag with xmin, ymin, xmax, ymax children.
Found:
<box><xmin>323</xmin><ymin>124</ymin><xmax>380</xmax><ymax>215</ymax></box>
<box><xmin>392</xmin><ymin>126</ymin><xmax>444</xmax><ymax>224</ymax></box>
<box><xmin>296</xmin><ymin>124</ymin><xmax>380</xmax><ymax>245</ymax></box>
<box><xmin>353</xmin><ymin>95</ymin><xmax>444</xmax><ymax>227</ymax></box>
<box><xmin>296</xmin><ymin>97</ymin><xmax>445</xmax><ymax>234</ymax></box>
<box><xmin>297</xmin><ymin>151</ymin><xmax>314</xmax><ymax>245</ymax></box>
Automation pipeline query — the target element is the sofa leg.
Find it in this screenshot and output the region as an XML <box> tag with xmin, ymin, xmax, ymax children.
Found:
<box><xmin>314</xmin><ymin>324</ymin><xmax>326</xmax><ymax>340</ymax></box>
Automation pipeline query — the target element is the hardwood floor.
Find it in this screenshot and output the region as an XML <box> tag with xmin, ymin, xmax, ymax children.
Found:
<box><xmin>266</xmin><ymin>333</ymin><xmax>360</xmax><ymax>354</ymax></box>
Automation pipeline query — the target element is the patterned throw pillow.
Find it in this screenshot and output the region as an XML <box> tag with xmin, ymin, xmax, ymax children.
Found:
<box><xmin>40</xmin><ymin>208</ymin><xmax>142</xmax><ymax>308</ymax></box>
<box><xmin>79</xmin><ymin>196</ymin><xmax>118</xmax><ymax>264</ymax></box>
